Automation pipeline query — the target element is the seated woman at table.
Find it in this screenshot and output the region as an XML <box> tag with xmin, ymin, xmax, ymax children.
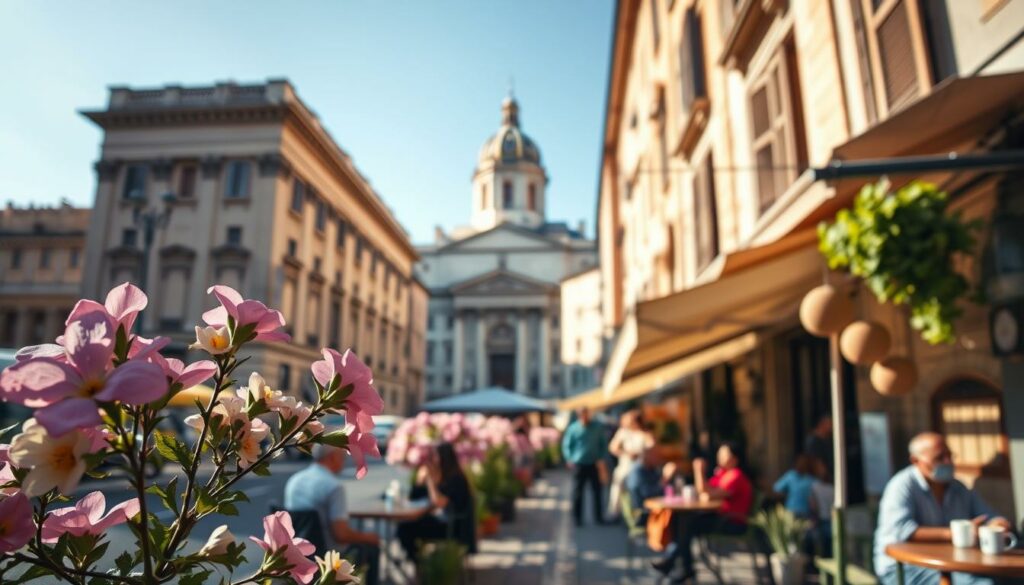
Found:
<box><xmin>397</xmin><ymin>442</ymin><xmax>477</xmax><ymax>563</ymax></box>
<box><xmin>772</xmin><ymin>453</ymin><xmax>817</xmax><ymax>518</ymax></box>
<box><xmin>874</xmin><ymin>432</ymin><xmax>1012</xmax><ymax>585</ymax></box>
<box><xmin>651</xmin><ymin>441</ymin><xmax>753</xmax><ymax>583</ymax></box>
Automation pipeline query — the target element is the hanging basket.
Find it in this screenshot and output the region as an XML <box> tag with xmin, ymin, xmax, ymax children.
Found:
<box><xmin>870</xmin><ymin>357</ymin><xmax>919</xmax><ymax>396</ymax></box>
<box><xmin>839</xmin><ymin>320</ymin><xmax>892</xmax><ymax>365</ymax></box>
<box><xmin>799</xmin><ymin>285</ymin><xmax>854</xmax><ymax>337</ymax></box>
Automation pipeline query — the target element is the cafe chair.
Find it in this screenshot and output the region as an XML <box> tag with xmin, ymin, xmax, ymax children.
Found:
<box><xmin>699</xmin><ymin>492</ymin><xmax>776</xmax><ymax>585</ymax></box>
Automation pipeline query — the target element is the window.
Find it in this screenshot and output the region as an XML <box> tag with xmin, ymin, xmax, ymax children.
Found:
<box><xmin>335</xmin><ymin>270</ymin><xmax>342</xmax><ymax>286</ymax></box>
<box><xmin>444</xmin><ymin>341</ymin><xmax>453</xmax><ymax>365</ymax></box>
<box><xmin>693</xmin><ymin>154</ymin><xmax>720</xmax><ymax>271</ymax></box>
<box><xmin>370</xmin><ymin>251</ymin><xmax>379</xmax><ymax>276</ymax></box>
<box><xmin>336</xmin><ymin>219</ymin><xmax>346</xmax><ymax>248</ymax></box>
<box><xmin>481</xmin><ymin>184</ymin><xmax>490</xmax><ymax>209</ymax></box>
<box><xmin>122</xmin><ymin>165</ymin><xmax>147</xmax><ymax>200</ymax></box>
<box><xmin>224</xmin><ymin>161</ymin><xmax>251</xmax><ymax>199</ymax></box>
<box><xmin>122</xmin><ymin>229</ymin><xmax>138</xmax><ymax>248</ymax></box>
<box><xmin>287</xmin><ymin>238</ymin><xmax>298</xmax><ymax>257</ymax></box>
<box><xmin>315</xmin><ymin>200</ymin><xmax>327</xmax><ymax>232</ymax></box>
<box><xmin>226</xmin><ymin>226</ymin><xmax>243</xmax><ymax>247</ymax></box>
<box><xmin>39</xmin><ymin>248</ymin><xmax>50</xmax><ymax>269</ymax></box>
<box><xmin>679</xmin><ymin>8</ymin><xmax>708</xmax><ymax>113</ymax></box>
<box><xmin>70</xmin><ymin>248</ymin><xmax>80</xmax><ymax>268</ymax></box>
<box><xmin>313</xmin><ymin>256</ymin><xmax>322</xmax><ymax>273</ymax></box>
<box><xmin>426</xmin><ymin>341</ymin><xmax>435</xmax><ymax>364</ymax></box>
<box><xmin>527</xmin><ymin>184</ymin><xmax>537</xmax><ymax>211</ymax></box>
<box><xmin>291</xmin><ymin>179</ymin><xmax>305</xmax><ymax>213</ymax></box>
<box><xmin>278</xmin><ymin>364</ymin><xmax>292</xmax><ymax>391</ymax></box>
<box><xmin>178</xmin><ymin>165</ymin><xmax>197</xmax><ymax>198</ymax></box>
<box><xmin>29</xmin><ymin>310</ymin><xmax>46</xmax><ymax>345</ymax></box>
<box><xmin>656</xmin><ymin>89</ymin><xmax>669</xmax><ymax>191</ymax></box>
<box><xmin>749</xmin><ymin>40</ymin><xmax>806</xmax><ymax>215</ymax></box>
<box><xmin>447</xmin><ymin>314</ymin><xmax>454</xmax><ymax>329</ymax></box>
<box><xmin>1</xmin><ymin>311</ymin><xmax>17</xmax><ymax>345</ymax></box>
<box><xmin>856</xmin><ymin>0</ymin><xmax>935</xmax><ymax>116</ymax></box>
<box><xmin>650</xmin><ymin>0</ymin><xmax>661</xmax><ymax>50</ymax></box>
<box><xmin>10</xmin><ymin>248</ymin><xmax>21</xmax><ymax>269</ymax></box>
<box><xmin>329</xmin><ymin>300</ymin><xmax>341</xmax><ymax>348</ymax></box>
<box><xmin>502</xmin><ymin>181</ymin><xmax>513</xmax><ymax>209</ymax></box>
<box><xmin>355</xmin><ymin>238</ymin><xmax>364</xmax><ymax>265</ymax></box>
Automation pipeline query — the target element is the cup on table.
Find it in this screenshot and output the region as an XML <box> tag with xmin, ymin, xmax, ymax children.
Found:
<box><xmin>950</xmin><ymin>519</ymin><xmax>976</xmax><ymax>548</ymax></box>
<box><xmin>682</xmin><ymin>486</ymin><xmax>697</xmax><ymax>503</ymax></box>
<box><xmin>979</xmin><ymin>525</ymin><xmax>1018</xmax><ymax>555</ymax></box>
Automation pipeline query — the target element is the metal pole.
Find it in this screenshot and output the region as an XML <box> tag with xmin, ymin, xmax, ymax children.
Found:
<box><xmin>829</xmin><ymin>334</ymin><xmax>848</xmax><ymax>584</ymax></box>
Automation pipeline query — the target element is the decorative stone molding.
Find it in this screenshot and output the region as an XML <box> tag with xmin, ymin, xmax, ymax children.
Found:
<box><xmin>200</xmin><ymin>157</ymin><xmax>223</xmax><ymax>179</ymax></box>
<box><xmin>94</xmin><ymin>160</ymin><xmax>121</xmax><ymax>182</ymax></box>
<box><xmin>211</xmin><ymin>244</ymin><xmax>250</xmax><ymax>269</ymax></box>
<box><xmin>159</xmin><ymin>244</ymin><xmax>197</xmax><ymax>271</ymax></box>
<box><xmin>258</xmin><ymin>153</ymin><xmax>292</xmax><ymax>178</ymax></box>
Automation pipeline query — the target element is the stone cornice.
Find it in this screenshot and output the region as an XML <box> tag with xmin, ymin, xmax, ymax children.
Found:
<box><xmin>80</xmin><ymin>104</ymin><xmax>287</xmax><ymax>129</ymax></box>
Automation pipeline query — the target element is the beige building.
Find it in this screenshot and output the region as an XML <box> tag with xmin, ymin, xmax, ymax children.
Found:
<box><xmin>80</xmin><ymin>80</ymin><xmax>425</xmax><ymax>414</ymax></box>
<box><xmin>415</xmin><ymin>96</ymin><xmax>597</xmax><ymax>400</ymax></box>
<box><xmin>575</xmin><ymin>0</ymin><xmax>1024</xmax><ymax>521</ymax></box>
<box><xmin>560</xmin><ymin>266</ymin><xmax>604</xmax><ymax>396</ymax></box>
<box><xmin>0</xmin><ymin>201</ymin><xmax>90</xmax><ymax>348</ymax></box>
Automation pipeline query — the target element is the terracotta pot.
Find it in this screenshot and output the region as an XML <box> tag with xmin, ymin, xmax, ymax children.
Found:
<box><xmin>839</xmin><ymin>320</ymin><xmax>892</xmax><ymax>364</ymax></box>
<box><xmin>770</xmin><ymin>553</ymin><xmax>808</xmax><ymax>585</ymax></box>
<box><xmin>870</xmin><ymin>356</ymin><xmax>918</xmax><ymax>396</ymax></box>
<box><xmin>479</xmin><ymin>514</ymin><xmax>500</xmax><ymax>537</ymax></box>
<box><xmin>799</xmin><ymin>285</ymin><xmax>854</xmax><ymax>337</ymax></box>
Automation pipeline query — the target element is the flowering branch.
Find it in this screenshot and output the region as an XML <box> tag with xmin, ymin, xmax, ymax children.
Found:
<box><xmin>0</xmin><ymin>283</ymin><xmax>382</xmax><ymax>584</ymax></box>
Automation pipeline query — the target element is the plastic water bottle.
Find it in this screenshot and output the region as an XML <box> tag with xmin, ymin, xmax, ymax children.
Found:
<box><xmin>384</xmin><ymin>490</ymin><xmax>394</xmax><ymax>512</ymax></box>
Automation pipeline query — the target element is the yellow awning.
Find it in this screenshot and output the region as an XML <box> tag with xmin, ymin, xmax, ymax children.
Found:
<box><xmin>560</xmin><ymin>332</ymin><xmax>759</xmax><ymax>412</ymax></box>
<box><xmin>166</xmin><ymin>385</ymin><xmax>215</xmax><ymax>408</ymax></box>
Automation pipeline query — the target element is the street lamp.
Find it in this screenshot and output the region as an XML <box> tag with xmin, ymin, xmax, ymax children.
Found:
<box><xmin>131</xmin><ymin>191</ymin><xmax>177</xmax><ymax>333</ymax></box>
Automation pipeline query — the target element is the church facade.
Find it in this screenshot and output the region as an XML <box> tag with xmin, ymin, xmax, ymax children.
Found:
<box><xmin>417</xmin><ymin>96</ymin><xmax>597</xmax><ymax>399</ymax></box>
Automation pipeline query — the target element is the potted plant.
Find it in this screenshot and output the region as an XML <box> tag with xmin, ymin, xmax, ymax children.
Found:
<box><xmin>418</xmin><ymin>540</ymin><xmax>466</xmax><ymax>585</ymax></box>
<box><xmin>753</xmin><ymin>504</ymin><xmax>811</xmax><ymax>585</ymax></box>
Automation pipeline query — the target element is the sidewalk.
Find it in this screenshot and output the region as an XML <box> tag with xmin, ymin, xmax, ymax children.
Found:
<box><xmin>469</xmin><ymin>469</ymin><xmax>764</xmax><ymax>585</ymax></box>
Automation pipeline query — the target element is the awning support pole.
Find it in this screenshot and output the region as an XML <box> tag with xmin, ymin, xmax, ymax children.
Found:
<box><xmin>813</xmin><ymin>150</ymin><xmax>1024</xmax><ymax>181</ymax></box>
<box><xmin>829</xmin><ymin>333</ymin><xmax>849</xmax><ymax>585</ymax></box>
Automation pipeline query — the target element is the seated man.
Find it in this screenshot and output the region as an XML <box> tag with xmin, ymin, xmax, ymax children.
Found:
<box><xmin>874</xmin><ymin>432</ymin><xmax>1011</xmax><ymax>585</ymax></box>
<box><xmin>652</xmin><ymin>441</ymin><xmax>752</xmax><ymax>583</ymax></box>
<box><xmin>284</xmin><ymin>444</ymin><xmax>381</xmax><ymax>585</ymax></box>
<box><xmin>625</xmin><ymin>450</ymin><xmax>667</xmax><ymax>524</ymax></box>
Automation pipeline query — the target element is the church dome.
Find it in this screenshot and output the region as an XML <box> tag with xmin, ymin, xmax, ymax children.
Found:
<box><xmin>477</xmin><ymin>95</ymin><xmax>542</xmax><ymax>167</ymax></box>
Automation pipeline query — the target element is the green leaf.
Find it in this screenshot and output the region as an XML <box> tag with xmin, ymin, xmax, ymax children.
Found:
<box><xmin>315</xmin><ymin>430</ymin><xmax>350</xmax><ymax>449</ymax></box>
<box><xmin>154</xmin><ymin>432</ymin><xmax>192</xmax><ymax>467</ymax></box>
<box><xmin>146</xmin><ymin>476</ymin><xmax>180</xmax><ymax>517</ymax></box>
<box><xmin>250</xmin><ymin>461</ymin><xmax>272</xmax><ymax>476</ymax></box>
<box><xmin>114</xmin><ymin>550</ymin><xmax>136</xmax><ymax>576</ymax></box>
<box><xmin>15</xmin><ymin>564</ymin><xmax>53</xmax><ymax>583</ymax></box>
<box><xmin>0</xmin><ymin>422</ymin><xmax>20</xmax><ymax>442</ymax></box>
<box><xmin>83</xmin><ymin>540</ymin><xmax>111</xmax><ymax>568</ymax></box>
<box><xmin>179</xmin><ymin>570</ymin><xmax>213</xmax><ymax>585</ymax></box>
<box><xmin>196</xmin><ymin>486</ymin><xmax>217</xmax><ymax>516</ymax></box>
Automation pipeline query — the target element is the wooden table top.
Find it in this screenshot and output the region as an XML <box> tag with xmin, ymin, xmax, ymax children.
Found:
<box><xmin>350</xmin><ymin>502</ymin><xmax>432</xmax><ymax>522</ymax></box>
<box><xmin>886</xmin><ymin>542</ymin><xmax>1024</xmax><ymax>577</ymax></box>
<box><xmin>644</xmin><ymin>496</ymin><xmax>723</xmax><ymax>512</ymax></box>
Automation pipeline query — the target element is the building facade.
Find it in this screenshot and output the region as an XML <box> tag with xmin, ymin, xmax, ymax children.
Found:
<box><xmin>80</xmin><ymin>80</ymin><xmax>425</xmax><ymax>414</ymax></box>
<box><xmin>560</xmin><ymin>266</ymin><xmax>604</xmax><ymax>396</ymax></box>
<box><xmin>416</xmin><ymin>96</ymin><xmax>598</xmax><ymax>399</ymax></box>
<box><xmin>585</xmin><ymin>0</ymin><xmax>1024</xmax><ymax>522</ymax></box>
<box><xmin>0</xmin><ymin>201</ymin><xmax>90</xmax><ymax>348</ymax></box>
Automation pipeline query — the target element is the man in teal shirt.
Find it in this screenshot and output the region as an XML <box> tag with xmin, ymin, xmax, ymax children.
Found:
<box><xmin>562</xmin><ymin>407</ymin><xmax>609</xmax><ymax>526</ymax></box>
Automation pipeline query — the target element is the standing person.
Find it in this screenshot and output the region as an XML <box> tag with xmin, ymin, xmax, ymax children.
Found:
<box><xmin>561</xmin><ymin>407</ymin><xmax>609</xmax><ymax>526</ymax></box>
<box><xmin>284</xmin><ymin>444</ymin><xmax>380</xmax><ymax>585</ymax></box>
<box><xmin>397</xmin><ymin>442</ymin><xmax>477</xmax><ymax>563</ymax></box>
<box><xmin>873</xmin><ymin>433</ymin><xmax>1010</xmax><ymax>585</ymax></box>
<box><xmin>808</xmin><ymin>457</ymin><xmax>835</xmax><ymax>558</ymax></box>
<box><xmin>651</xmin><ymin>442</ymin><xmax>752</xmax><ymax>583</ymax></box>
<box><xmin>773</xmin><ymin>453</ymin><xmax>817</xmax><ymax>518</ymax></box>
<box><xmin>607</xmin><ymin>410</ymin><xmax>655</xmax><ymax>519</ymax></box>
<box><xmin>804</xmin><ymin>415</ymin><xmax>833</xmax><ymax>469</ymax></box>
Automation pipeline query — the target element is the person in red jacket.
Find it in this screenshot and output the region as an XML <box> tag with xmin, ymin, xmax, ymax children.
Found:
<box><xmin>652</xmin><ymin>441</ymin><xmax>753</xmax><ymax>583</ymax></box>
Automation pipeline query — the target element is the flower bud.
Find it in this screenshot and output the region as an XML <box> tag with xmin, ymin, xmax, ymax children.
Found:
<box><xmin>199</xmin><ymin>525</ymin><xmax>235</xmax><ymax>557</ymax></box>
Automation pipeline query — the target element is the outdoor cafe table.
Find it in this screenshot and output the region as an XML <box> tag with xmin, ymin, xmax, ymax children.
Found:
<box><xmin>351</xmin><ymin>501</ymin><xmax>432</xmax><ymax>584</ymax></box>
<box><xmin>645</xmin><ymin>497</ymin><xmax>725</xmax><ymax>581</ymax></box>
<box><xmin>886</xmin><ymin>542</ymin><xmax>1024</xmax><ymax>585</ymax></box>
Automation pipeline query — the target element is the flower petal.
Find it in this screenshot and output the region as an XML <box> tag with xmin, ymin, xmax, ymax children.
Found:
<box><xmin>95</xmin><ymin>361</ymin><xmax>168</xmax><ymax>405</ymax></box>
<box><xmin>104</xmin><ymin>282</ymin><xmax>147</xmax><ymax>332</ymax></box>
<box><xmin>202</xmin><ymin>306</ymin><xmax>230</xmax><ymax>328</ymax></box>
<box><xmin>77</xmin><ymin>491</ymin><xmax>107</xmax><ymax>523</ymax></box>
<box><xmin>34</xmin><ymin>399</ymin><xmax>103</xmax><ymax>438</ymax></box>
<box><xmin>62</xmin><ymin>313</ymin><xmax>115</xmax><ymax>381</ymax></box>
<box><xmin>14</xmin><ymin>344</ymin><xmax>65</xmax><ymax>362</ymax></box>
<box><xmin>174</xmin><ymin>361</ymin><xmax>218</xmax><ymax>388</ymax></box>
<box><xmin>208</xmin><ymin>285</ymin><xmax>244</xmax><ymax>319</ymax></box>
<box><xmin>64</xmin><ymin>299</ymin><xmax>108</xmax><ymax>326</ymax></box>
<box><xmin>0</xmin><ymin>358</ymin><xmax>80</xmax><ymax>407</ymax></box>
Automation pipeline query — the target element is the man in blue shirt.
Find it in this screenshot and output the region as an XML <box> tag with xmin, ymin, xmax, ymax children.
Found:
<box><xmin>285</xmin><ymin>444</ymin><xmax>381</xmax><ymax>585</ymax></box>
<box><xmin>562</xmin><ymin>407</ymin><xmax>609</xmax><ymax>526</ymax></box>
<box><xmin>874</xmin><ymin>433</ymin><xmax>1011</xmax><ymax>585</ymax></box>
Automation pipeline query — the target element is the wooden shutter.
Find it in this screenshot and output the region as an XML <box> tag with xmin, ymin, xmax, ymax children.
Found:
<box><xmin>861</xmin><ymin>0</ymin><xmax>932</xmax><ymax>115</ymax></box>
<box><xmin>693</xmin><ymin>154</ymin><xmax>719</xmax><ymax>271</ymax></box>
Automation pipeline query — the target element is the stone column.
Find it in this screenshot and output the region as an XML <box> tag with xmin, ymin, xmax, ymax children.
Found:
<box><xmin>44</xmin><ymin>308</ymin><xmax>62</xmax><ymax>344</ymax></box>
<box><xmin>539</xmin><ymin>309</ymin><xmax>551</xmax><ymax>395</ymax></box>
<box><xmin>186</xmin><ymin>158</ymin><xmax>222</xmax><ymax>324</ymax></box>
<box><xmin>452</xmin><ymin>311</ymin><xmax>465</xmax><ymax>394</ymax></box>
<box><xmin>515</xmin><ymin>312</ymin><xmax>528</xmax><ymax>393</ymax></box>
<box><xmin>13</xmin><ymin>307</ymin><xmax>30</xmax><ymax>348</ymax></box>
<box><xmin>144</xmin><ymin>160</ymin><xmax>174</xmax><ymax>332</ymax></box>
<box><xmin>475</xmin><ymin>312</ymin><xmax>487</xmax><ymax>388</ymax></box>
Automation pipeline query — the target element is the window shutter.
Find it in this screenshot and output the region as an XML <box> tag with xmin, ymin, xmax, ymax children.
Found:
<box><xmin>876</xmin><ymin>0</ymin><xmax>918</xmax><ymax>110</ymax></box>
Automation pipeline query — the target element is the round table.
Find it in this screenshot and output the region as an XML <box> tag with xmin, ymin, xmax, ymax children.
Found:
<box><xmin>351</xmin><ymin>502</ymin><xmax>432</xmax><ymax>585</ymax></box>
<box><xmin>645</xmin><ymin>497</ymin><xmax>726</xmax><ymax>581</ymax></box>
<box><xmin>886</xmin><ymin>542</ymin><xmax>1024</xmax><ymax>585</ymax></box>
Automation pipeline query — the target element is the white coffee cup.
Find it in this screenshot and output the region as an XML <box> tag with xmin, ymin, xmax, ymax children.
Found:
<box><xmin>682</xmin><ymin>486</ymin><xmax>697</xmax><ymax>503</ymax></box>
<box><xmin>950</xmin><ymin>519</ymin><xmax>976</xmax><ymax>548</ymax></box>
<box><xmin>979</xmin><ymin>525</ymin><xmax>1018</xmax><ymax>555</ymax></box>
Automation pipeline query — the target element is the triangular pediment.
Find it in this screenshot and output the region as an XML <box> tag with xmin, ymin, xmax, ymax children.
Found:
<box><xmin>450</xmin><ymin>269</ymin><xmax>556</xmax><ymax>296</ymax></box>
<box><xmin>441</xmin><ymin>224</ymin><xmax>563</xmax><ymax>252</ymax></box>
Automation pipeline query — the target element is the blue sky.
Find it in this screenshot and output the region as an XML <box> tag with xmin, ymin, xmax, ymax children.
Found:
<box><xmin>0</xmin><ymin>1</ymin><xmax>614</xmax><ymax>243</ymax></box>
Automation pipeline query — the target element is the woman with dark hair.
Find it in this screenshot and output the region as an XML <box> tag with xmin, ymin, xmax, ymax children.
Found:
<box><xmin>397</xmin><ymin>442</ymin><xmax>477</xmax><ymax>562</ymax></box>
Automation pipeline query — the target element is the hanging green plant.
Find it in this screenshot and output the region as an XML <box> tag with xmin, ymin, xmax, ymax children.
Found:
<box><xmin>817</xmin><ymin>180</ymin><xmax>980</xmax><ymax>345</ymax></box>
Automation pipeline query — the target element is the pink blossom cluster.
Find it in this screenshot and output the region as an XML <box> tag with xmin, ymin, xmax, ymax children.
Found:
<box><xmin>386</xmin><ymin>412</ymin><xmax>538</xmax><ymax>468</ymax></box>
<box><xmin>528</xmin><ymin>426</ymin><xmax>562</xmax><ymax>451</ymax></box>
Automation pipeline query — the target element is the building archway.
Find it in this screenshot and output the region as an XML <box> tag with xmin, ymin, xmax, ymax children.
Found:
<box><xmin>487</xmin><ymin>322</ymin><xmax>516</xmax><ymax>389</ymax></box>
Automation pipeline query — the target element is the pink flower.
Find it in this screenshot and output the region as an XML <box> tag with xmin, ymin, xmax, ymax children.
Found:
<box><xmin>0</xmin><ymin>445</ymin><xmax>16</xmax><ymax>496</ymax></box>
<box><xmin>249</xmin><ymin>511</ymin><xmax>317</xmax><ymax>584</ymax></box>
<box><xmin>9</xmin><ymin>419</ymin><xmax>104</xmax><ymax>496</ymax></box>
<box><xmin>1</xmin><ymin>312</ymin><xmax>167</xmax><ymax>437</ymax></box>
<box><xmin>0</xmin><ymin>493</ymin><xmax>34</xmax><ymax>553</ymax></box>
<box><xmin>65</xmin><ymin>282</ymin><xmax>148</xmax><ymax>335</ymax></box>
<box><xmin>131</xmin><ymin>336</ymin><xmax>217</xmax><ymax>390</ymax></box>
<box><xmin>238</xmin><ymin>418</ymin><xmax>270</xmax><ymax>466</ymax></box>
<box><xmin>203</xmin><ymin>285</ymin><xmax>290</xmax><ymax>344</ymax></box>
<box><xmin>311</xmin><ymin>349</ymin><xmax>383</xmax><ymax>434</ymax></box>
<box><xmin>344</xmin><ymin>424</ymin><xmax>381</xmax><ymax>480</ymax></box>
<box><xmin>41</xmin><ymin>491</ymin><xmax>140</xmax><ymax>542</ymax></box>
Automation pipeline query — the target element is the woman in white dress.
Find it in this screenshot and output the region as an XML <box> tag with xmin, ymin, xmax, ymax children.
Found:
<box><xmin>607</xmin><ymin>410</ymin><xmax>655</xmax><ymax>519</ymax></box>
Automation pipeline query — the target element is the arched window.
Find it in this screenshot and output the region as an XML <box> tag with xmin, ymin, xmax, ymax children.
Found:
<box><xmin>527</xmin><ymin>184</ymin><xmax>537</xmax><ymax>211</ymax></box>
<box><xmin>502</xmin><ymin>181</ymin><xmax>513</xmax><ymax>209</ymax></box>
<box><xmin>481</xmin><ymin>184</ymin><xmax>489</xmax><ymax>209</ymax></box>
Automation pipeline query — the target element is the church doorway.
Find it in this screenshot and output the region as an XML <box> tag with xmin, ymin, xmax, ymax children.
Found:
<box><xmin>486</xmin><ymin>322</ymin><xmax>516</xmax><ymax>389</ymax></box>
